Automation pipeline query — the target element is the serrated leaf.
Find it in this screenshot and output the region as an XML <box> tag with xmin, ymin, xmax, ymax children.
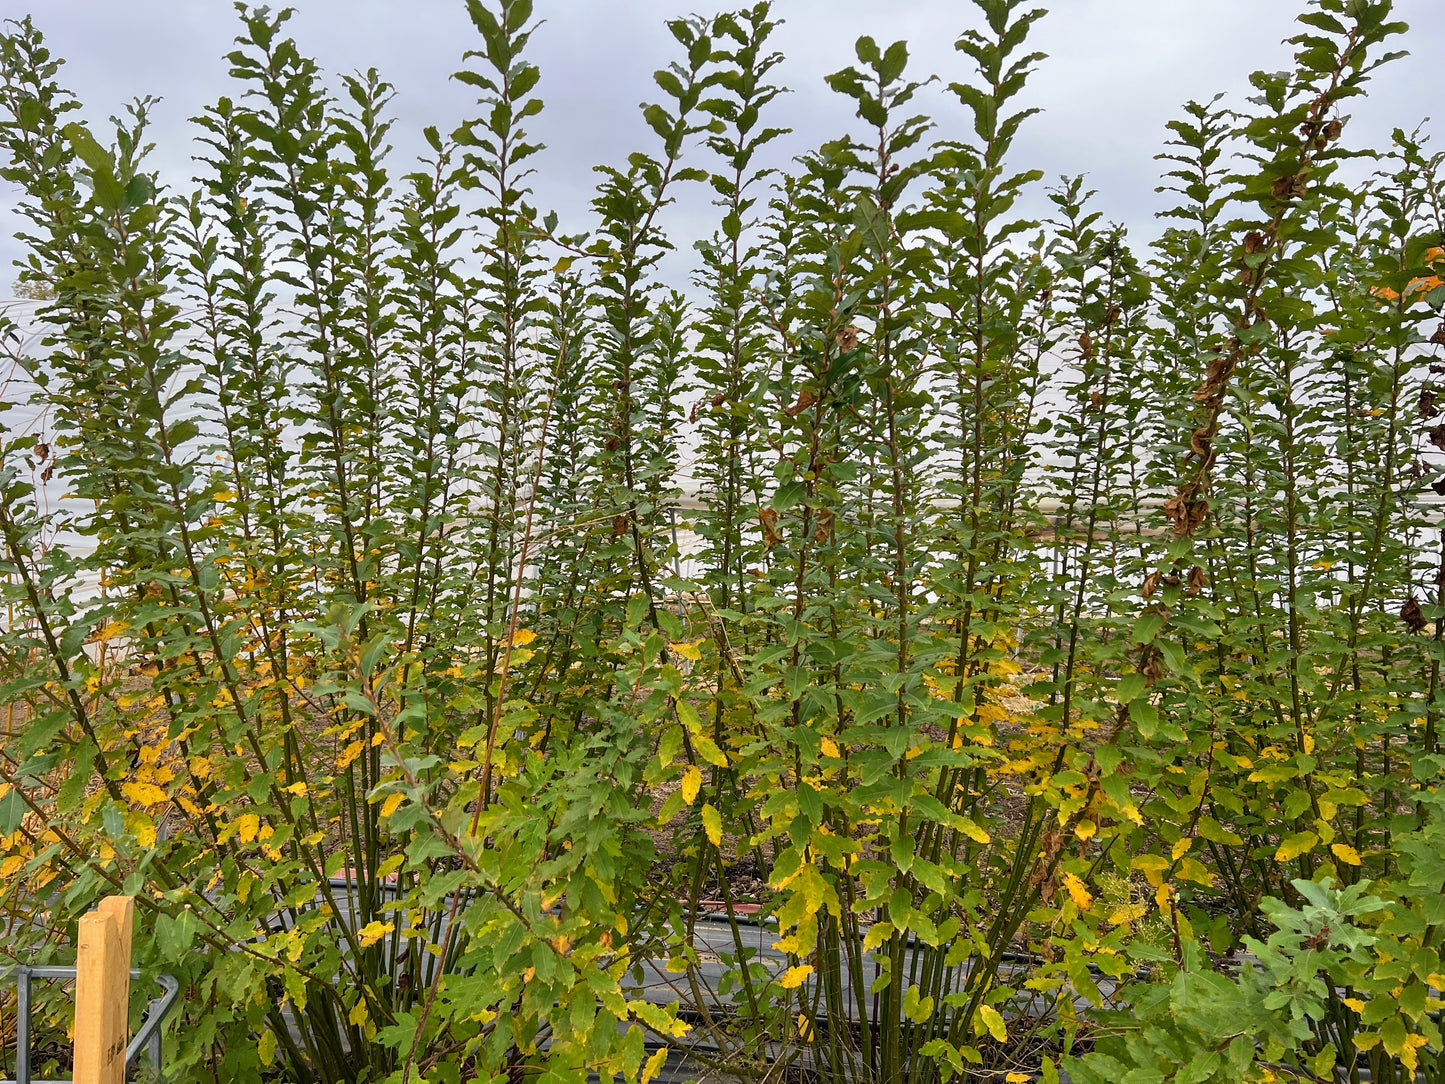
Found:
<box><xmin>1275</xmin><ymin>831</ymin><xmax>1318</xmax><ymax>863</ymax></box>
<box><xmin>977</xmin><ymin>1004</ymin><xmax>1007</xmax><ymax>1042</ymax></box>
<box><xmin>701</xmin><ymin>803</ymin><xmax>722</xmax><ymax>846</ymax></box>
<box><xmin>679</xmin><ymin>765</ymin><xmax>701</xmax><ymax>806</ymax></box>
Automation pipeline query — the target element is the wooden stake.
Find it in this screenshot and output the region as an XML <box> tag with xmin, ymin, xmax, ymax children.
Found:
<box><xmin>73</xmin><ymin>896</ymin><xmax>134</xmax><ymax>1084</ymax></box>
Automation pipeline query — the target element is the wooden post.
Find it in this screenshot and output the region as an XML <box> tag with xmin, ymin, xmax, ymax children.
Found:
<box><xmin>73</xmin><ymin>896</ymin><xmax>134</xmax><ymax>1084</ymax></box>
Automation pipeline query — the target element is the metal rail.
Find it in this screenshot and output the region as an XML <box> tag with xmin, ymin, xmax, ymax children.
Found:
<box><xmin>2</xmin><ymin>965</ymin><xmax>178</xmax><ymax>1084</ymax></box>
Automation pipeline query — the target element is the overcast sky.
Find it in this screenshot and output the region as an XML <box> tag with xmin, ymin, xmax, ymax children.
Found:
<box><xmin>3</xmin><ymin>1</ymin><xmax>1443</xmax><ymax>292</ymax></box>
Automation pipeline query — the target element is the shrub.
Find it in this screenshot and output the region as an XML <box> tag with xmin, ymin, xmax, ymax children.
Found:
<box><xmin>0</xmin><ymin>1</ymin><xmax>1440</xmax><ymax>1081</ymax></box>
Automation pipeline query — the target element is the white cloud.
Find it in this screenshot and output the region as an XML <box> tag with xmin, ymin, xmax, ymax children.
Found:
<box><xmin>2</xmin><ymin>0</ymin><xmax>1441</xmax><ymax>287</ymax></box>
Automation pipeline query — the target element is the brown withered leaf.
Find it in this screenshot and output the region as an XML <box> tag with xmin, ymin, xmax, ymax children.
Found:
<box><xmin>1242</xmin><ymin>231</ymin><xmax>1266</xmax><ymax>255</ymax></box>
<box><xmin>1104</xmin><ymin>303</ymin><xmax>1122</xmax><ymax>327</ymax></box>
<box><xmin>1401</xmin><ymin>596</ymin><xmax>1427</xmax><ymax>634</ymax></box>
<box><xmin>1189</xmin><ymin>427</ymin><xmax>1213</xmax><ymax>459</ymax></box>
<box><xmin>1271</xmin><ymin>174</ymin><xmax>1307</xmax><ymax>200</ymax></box>
<box><xmin>786</xmin><ymin>389</ymin><xmax>818</xmax><ymax>418</ymax></box>
<box><xmin>1429</xmin><ymin>424</ymin><xmax>1445</xmax><ymax>451</ymax></box>
<box><xmin>1194</xmin><ymin>353</ymin><xmax>1235</xmax><ymax>402</ymax></box>
<box><xmin>1141</xmin><ymin>570</ymin><xmax>1163</xmax><ymax>600</ymax></box>
<box><xmin>40</xmin><ymin>464</ymin><xmax>53</xmax><ymax>483</ymax></box>
<box><xmin>1089</xmin><ymin>390</ymin><xmax>1104</xmax><ymax>412</ymax></box>
<box><xmin>1164</xmin><ymin>495</ymin><xmax>1209</xmax><ymax>538</ymax></box>
<box><xmin>836</xmin><ymin>326</ymin><xmax>859</xmax><ymax>352</ymax></box>
<box><xmin>1422</xmin><ymin>390</ymin><xmax>1440</xmax><ymax>419</ymax></box>
<box><xmin>1432</xmin><ymin>324</ymin><xmax>1445</xmax><ymax>346</ymax></box>
<box><xmin>1433</xmin><ymin>477</ymin><xmax>1445</xmax><ymax>497</ymax></box>
<box><xmin>611</xmin><ymin>514</ymin><xmax>629</xmax><ymax>538</ymax></box>
<box><xmin>711</xmin><ymin>391</ymin><xmax>726</xmax><ymax>408</ymax></box>
<box><xmin>1039</xmin><ymin>826</ymin><xmax>1066</xmax><ymax>864</ymax></box>
<box><xmin>34</xmin><ymin>442</ymin><xmax>49</xmax><ymax>462</ymax></box>
<box><xmin>1079</xmin><ymin>331</ymin><xmax>1094</xmax><ymax>359</ymax></box>
<box><xmin>759</xmin><ymin>507</ymin><xmax>782</xmax><ymax>549</ymax></box>
<box><xmin>1138</xmin><ymin>643</ymin><xmax>1166</xmax><ymax>685</ymax></box>
<box><xmin>1187</xmin><ymin>565</ymin><xmax>1206</xmax><ymax>597</ymax></box>
<box><xmin>1323</xmin><ymin>118</ymin><xmax>1343</xmax><ymax>141</ymax></box>
<box><xmin>813</xmin><ymin>507</ymin><xmax>836</xmax><ymax>544</ymax></box>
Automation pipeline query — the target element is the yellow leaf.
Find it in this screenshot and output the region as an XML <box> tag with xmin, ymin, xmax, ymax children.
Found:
<box><xmin>97</xmin><ymin>621</ymin><xmax>128</xmax><ymax>644</ymax></box>
<box><xmin>0</xmin><ymin>855</ymin><xmax>25</xmax><ymax>879</ymax></box>
<box><xmin>680</xmin><ymin>766</ymin><xmax>702</xmax><ymax>806</ymax></box>
<box><xmin>1331</xmin><ymin>842</ymin><xmax>1362</xmax><ymax>866</ymax></box>
<box><xmin>773</xmin><ymin>932</ymin><xmax>805</xmax><ymax>954</ymax></box>
<box><xmin>958</xmin><ymin>818</ymin><xmax>991</xmax><ymax>844</ymax></box>
<box><xmin>358</xmin><ymin>920</ymin><xmax>394</xmax><ymax>948</ymax></box>
<box><xmin>692</xmin><ymin>735</ymin><xmax>729</xmax><ymax>768</ymax></box>
<box><xmin>977</xmin><ymin>1004</ymin><xmax>1007</xmax><ymax>1043</ymax></box>
<box><xmin>349</xmin><ymin>999</ymin><xmax>369</xmax><ymax>1027</ymax></box>
<box><xmin>1074</xmin><ymin>819</ymin><xmax>1097</xmax><ymax>841</ymax></box>
<box><xmin>1275</xmin><ymin>831</ymin><xmax>1318</xmax><ymax>863</ymax></box>
<box><xmin>1342</xmin><ymin>998</ymin><xmax>1366</xmax><ymax>1013</ymax></box>
<box><xmin>671</xmin><ymin>640</ymin><xmax>702</xmax><ymax>661</ymax></box>
<box><xmin>862</xmin><ymin>922</ymin><xmax>895</xmax><ymax>952</ymax></box>
<box><xmin>380</xmin><ymin>792</ymin><xmax>404</xmax><ymax>819</ymax></box>
<box><xmin>508</xmin><ymin>628</ymin><xmax>537</xmax><ymax>647</ymax></box>
<box><xmin>1063</xmin><ymin>872</ymin><xmax>1092</xmax><ymax>912</ymax></box>
<box><xmin>1108</xmin><ymin>903</ymin><xmax>1148</xmax><ymax>927</ymax></box>
<box><xmin>1401</xmin><ymin>1034</ymin><xmax>1428</xmax><ymax>1074</ymax></box>
<box><xmin>337</xmin><ymin>740</ymin><xmax>365</xmax><ymax>770</ymax></box>
<box><xmin>797</xmin><ymin>1014</ymin><xmax>815</xmax><ymax>1042</ymax></box>
<box><xmin>1382</xmin><ymin>1020</ymin><xmax>1428</xmax><ymax>1074</ymax></box>
<box><xmin>641</xmin><ymin>1046</ymin><xmax>670</xmax><ymax>1084</ymax></box>
<box><xmin>133</xmin><ymin>817</ymin><xmax>157</xmax><ymax>849</ymax></box>
<box><xmin>285</xmin><ymin>781</ymin><xmax>308</xmax><ymax>796</ymax></box>
<box><xmin>820</xmin><ymin>736</ymin><xmax>840</xmax><ymax>760</ymax></box>
<box><xmin>1171</xmin><ymin>837</ymin><xmax>1193</xmax><ymax>861</ymax></box>
<box><xmin>701</xmin><ymin>803</ymin><xmax>722</xmax><ymax>847</ymax></box>
<box><xmin>236</xmin><ymin>813</ymin><xmax>260</xmax><ymax>845</ymax></box>
<box><xmin>1176</xmin><ymin>857</ymin><xmax>1216</xmax><ymax>888</ymax></box>
<box><xmin>1132</xmin><ymin>853</ymin><xmax>1170</xmax><ymax>887</ymax></box>
<box><xmin>778</xmin><ymin>964</ymin><xmax>813</xmax><ymax>990</ymax></box>
<box><xmin>258</xmin><ymin>1028</ymin><xmax>277</xmax><ymax>1068</ymax></box>
<box><xmin>121</xmin><ymin>782</ymin><xmax>168</xmax><ymax>807</ymax></box>
<box><xmin>1007</xmin><ymin>1075</ymin><xmax>1031</xmax><ymax>1084</ymax></box>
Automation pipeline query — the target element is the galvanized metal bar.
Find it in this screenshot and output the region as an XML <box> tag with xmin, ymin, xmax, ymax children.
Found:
<box><xmin>124</xmin><ymin>971</ymin><xmax>178</xmax><ymax>1071</ymax></box>
<box><xmin>1</xmin><ymin>966</ymin><xmax>177</xmax><ymax>1084</ymax></box>
<box><xmin>14</xmin><ymin>965</ymin><xmax>29</xmax><ymax>1084</ymax></box>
